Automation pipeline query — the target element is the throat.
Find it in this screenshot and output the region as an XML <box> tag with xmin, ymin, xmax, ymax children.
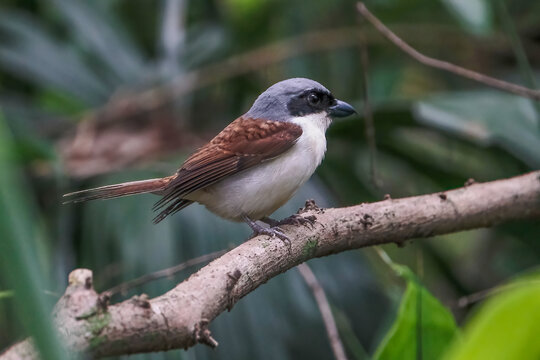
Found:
<box><xmin>290</xmin><ymin>114</ymin><xmax>328</xmax><ymax>169</ymax></box>
<box><xmin>291</xmin><ymin>112</ymin><xmax>332</xmax><ymax>132</ymax></box>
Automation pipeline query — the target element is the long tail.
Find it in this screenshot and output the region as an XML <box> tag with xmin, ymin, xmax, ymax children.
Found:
<box><xmin>63</xmin><ymin>176</ymin><xmax>175</xmax><ymax>203</ymax></box>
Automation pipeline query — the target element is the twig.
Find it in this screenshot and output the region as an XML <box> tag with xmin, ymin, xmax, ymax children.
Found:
<box><xmin>457</xmin><ymin>280</ymin><xmax>540</xmax><ymax>308</ymax></box>
<box><xmin>356</xmin><ymin>2</ymin><xmax>540</xmax><ymax>101</ymax></box>
<box><xmin>297</xmin><ymin>263</ymin><xmax>348</xmax><ymax>360</ymax></box>
<box><xmin>104</xmin><ymin>250</ymin><xmax>226</xmax><ymax>297</ymax></box>
<box><xmin>495</xmin><ymin>0</ymin><xmax>540</xmax><ymax>129</ymax></box>
<box><xmin>457</xmin><ymin>287</ymin><xmax>497</xmax><ymax>308</ymax></box>
<box><xmin>496</xmin><ymin>0</ymin><xmax>537</xmax><ymax>90</ymax></box>
<box><xmin>332</xmin><ymin>307</ymin><xmax>370</xmax><ymax>359</ymax></box>
<box><xmin>357</xmin><ymin>16</ymin><xmax>381</xmax><ymax>189</ymax></box>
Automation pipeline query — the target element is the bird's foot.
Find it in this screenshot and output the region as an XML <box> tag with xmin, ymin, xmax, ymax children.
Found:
<box><xmin>244</xmin><ymin>215</ymin><xmax>291</xmax><ymax>250</ymax></box>
<box><xmin>262</xmin><ymin>214</ymin><xmax>317</xmax><ymax>229</ymax></box>
<box><xmin>251</xmin><ymin>226</ymin><xmax>291</xmax><ymax>249</ymax></box>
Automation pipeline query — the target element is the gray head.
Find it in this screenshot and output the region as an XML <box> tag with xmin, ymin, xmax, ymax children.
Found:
<box><xmin>245</xmin><ymin>78</ymin><xmax>356</xmax><ymax>122</ymax></box>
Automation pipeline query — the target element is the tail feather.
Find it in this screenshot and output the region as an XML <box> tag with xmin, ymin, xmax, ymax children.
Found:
<box><xmin>153</xmin><ymin>199</ymin><xmax>193</xmax><ymax>224</ymax></box>
<box><xmin>63</xmin><ymin>176</ymin><xmax>175</xmax><ymax>203</ymax></box>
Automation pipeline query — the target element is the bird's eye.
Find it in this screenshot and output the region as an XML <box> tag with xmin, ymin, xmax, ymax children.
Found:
<box><xmin>307</xmin><ymin>93</ymin><xmax>321</xmax><ymax>105</ymax></box>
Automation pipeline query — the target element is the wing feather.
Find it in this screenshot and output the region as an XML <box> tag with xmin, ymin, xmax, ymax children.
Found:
<box><xmin>153</xmin><ymin>117</ymin><xmax>302</xmax><ymax>222</ymax></box>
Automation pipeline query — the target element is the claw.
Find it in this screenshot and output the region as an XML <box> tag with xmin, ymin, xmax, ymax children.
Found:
<box><xmin>253</xmin><ymin>227</ymin><xmax>291</xmax><ymax>249</ymax></box>
<box><xmin>244</xmin><ymin>215</ymin><xmax>291</xmax><ymax>250</ymax></box>
<box><xmin>264</xmin><ymin>214</ymin><xmax>317</xmax><ymax>229</ymax></box>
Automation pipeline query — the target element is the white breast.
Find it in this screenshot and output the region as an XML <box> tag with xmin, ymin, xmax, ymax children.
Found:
<box><xmin>189</xmin><ymin>113</ymin><xmax>331</xmax><ymax>221</ymax></box>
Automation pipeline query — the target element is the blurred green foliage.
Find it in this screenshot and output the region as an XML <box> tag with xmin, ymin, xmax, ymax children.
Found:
<box><xmin>374</xmin><ymin>257</ymin><xmax>459</xmax><ymax>360</ymax></box>
<box><xmin>0</xmin><ymin>0</ymin><xmax>539</xmax><ymax>359</ymax></box>
<box><xmin>444</xmin><ymin>273</ymin><xmax>540</xmax><ymax>360</ymax></box>
<box><xmin>0</xmin><ymin>114</ymin><xmax>68</xmax><ymax>360</ymax></box>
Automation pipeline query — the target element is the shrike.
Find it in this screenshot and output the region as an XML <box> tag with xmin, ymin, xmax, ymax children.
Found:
<box><xmin>64</xmin><ymin>78</ymin><xmax>356</xmax><ymax>242</ymax></box>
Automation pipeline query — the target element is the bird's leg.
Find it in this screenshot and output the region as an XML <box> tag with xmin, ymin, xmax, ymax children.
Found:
<box><xmin>261</xmin><ymin>214</ymin><xmax>317</xmax><ymax>229</ymax></box>
<box><xmin>260</xmin><ymin>216</ymin><xmax>280</xmax><ymax>227</ymax></box>
<box><xmin>243</xmin><ymin>215</ymin><xmax>291</xmax><ymax>249</ymax></box>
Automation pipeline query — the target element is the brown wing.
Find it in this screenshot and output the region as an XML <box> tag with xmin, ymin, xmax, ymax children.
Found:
<box><xmin>153</xmin><ymin>117</ymin><xmax>303</xmax><ymax>223</ymax></box>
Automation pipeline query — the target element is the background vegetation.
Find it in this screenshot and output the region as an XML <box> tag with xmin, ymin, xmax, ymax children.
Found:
<box><xmin>0</xmin><ymin>0</ymin><xmax>539</xmax><ymax>359</ymax></box>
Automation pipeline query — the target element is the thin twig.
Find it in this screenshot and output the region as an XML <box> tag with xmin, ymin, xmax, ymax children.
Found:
<box><xmin>457</xmin><ymin>280</ymin><xmax>540</xmax><ymax>308</ymax></box>
<box><xmin>297</xmin><ymin>263</ymin><xmax>348</xmax><ymax>360</ymax></box>
<box><xmin>495</xmin><ymin>0</ymin><xmax>540</xmax><ymax>129</ymax></box>
<box><xmin>356</xmin><ymin>2</ymin><xmax>540</xmax><ymax>101</ymax></box>
<box><xmin>104</xmin><ymin>250</ymin><xmax>226</xmax><ymax>297</ymax></box>
<box><xmin>357</xmin><ymin>16</ymin><xmax>381</xmax><ymax>189</ymax></box>
<box><xmin>496</xmin><ymin>0</ymin><xmax>537</xmax><ymax>90</ymax></box>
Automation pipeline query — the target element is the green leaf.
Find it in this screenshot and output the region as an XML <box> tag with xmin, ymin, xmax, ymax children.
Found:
<box><xmin>374</xmin><ymin>261</ymin><xmax>459</xmax><ymax>360</ymax></box>
<box><xmin>442</xmin><ymin>0</ymin><xmax>493</xmax><ymax>35</ymax></box>
<box><xmin>414</xmin><ymin>91</ymin><xmax>540</xmax><ymax>167</ymax></box>
<box><xmin>444</xmin><ymin>278</ymin><xmax>540</xmax><ymax>360</ymax></box>
<box><xmin>0</xmin><ymin>112</ymin><xmax>70</xmax><ymax>360</ymax></box>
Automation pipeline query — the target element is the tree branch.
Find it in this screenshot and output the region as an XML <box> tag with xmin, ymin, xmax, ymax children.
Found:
<box><xmin>356</xmin><ymin>2</ymin><xmax>540</xmax><ymax>101</ymax></box>
<box><xmin>2</xmin><ymin>171</ymin><xmax>539</xmax><ymax>359</ymax></box>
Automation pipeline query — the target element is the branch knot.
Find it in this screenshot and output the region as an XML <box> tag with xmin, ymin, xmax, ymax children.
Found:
<box><xmin>194</xmin><ymin>319</ymin><xmax>218</xmax><ymax>349</ymax></box>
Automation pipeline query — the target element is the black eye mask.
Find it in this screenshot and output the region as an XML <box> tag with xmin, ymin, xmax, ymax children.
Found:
<box><xmin>287</xmin><ymin>89</ymin><xmax>335</xmax><ymax>117</ymax></box>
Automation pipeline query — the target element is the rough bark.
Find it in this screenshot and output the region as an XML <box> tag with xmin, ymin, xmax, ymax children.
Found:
<box><xmin>2</xmin><ymin>171</ymin><xmax>539</xmax><ymax>359</ymax></box>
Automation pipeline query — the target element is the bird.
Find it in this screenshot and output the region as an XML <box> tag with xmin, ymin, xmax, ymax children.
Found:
<box><xmin>63</xmin><ymin>78</ymin><xmax>356</xmax><ymax>243</ymax></box>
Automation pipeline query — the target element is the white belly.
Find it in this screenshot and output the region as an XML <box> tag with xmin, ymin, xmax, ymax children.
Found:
<box><xmin>188</xmin><ymin>114</ymin><xmax>331</xmax><ymax>221</ymax></box>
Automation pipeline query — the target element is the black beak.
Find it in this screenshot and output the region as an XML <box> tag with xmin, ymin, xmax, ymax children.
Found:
<box><xmin>328</xmin><ymin>100</ymin><xmax>356</xmax><ymax>118</ymax></box>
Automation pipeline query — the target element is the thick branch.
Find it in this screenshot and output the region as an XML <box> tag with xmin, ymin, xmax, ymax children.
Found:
<box><xmin>2</xmin><ymin>172</ymin><xmax>539</xmax><ymax>359</ymax></box>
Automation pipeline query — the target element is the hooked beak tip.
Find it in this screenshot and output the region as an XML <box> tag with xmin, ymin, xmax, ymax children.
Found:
<box><xmin>329</xmin><ymin>100</ymin><xmax>356</xmax><ymax>118</ymax></box>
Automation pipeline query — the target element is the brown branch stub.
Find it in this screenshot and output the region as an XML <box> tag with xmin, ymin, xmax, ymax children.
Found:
<box><xmin>194</xmin><ymin>319</ymin><xmax>219</xmax><ymax>349</ymax></box>
<box><xmin>356</xmin><ymin>2</ymin><xmax>540</xmax><ymax>101</ymax></box>
<box><xmin>68</xmin><ymin>269</ymin><xmax>93</xmax><ymax>289</ymax></box>
<box><xmin>1</xmin><ymin>171</ymin><xmax>540</xmax><ymax>359</ymax></box>
<box><xmin>298</xmin><ymin>199</ymin><xmax>324</xmax><ymax>214</ymax></box>
<box><xmin>97</xmin><ymin>293</ymin><xmax>110</xmax><ymax>312</ymax></box>
<box><xmin>130</xmin><ymin>294</ymin><xmax>151</xmax><ymax>309</ymax></box>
